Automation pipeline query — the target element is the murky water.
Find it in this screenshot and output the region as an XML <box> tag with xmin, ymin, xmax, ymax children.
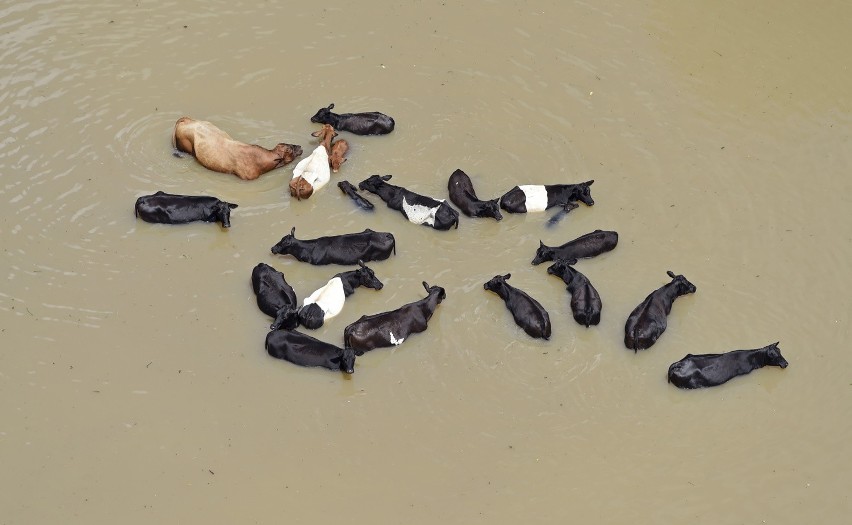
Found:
<box><xmin>2</xmin><ymin>1</ymin><xmax>851</xmax><ymax>523</ymax></box>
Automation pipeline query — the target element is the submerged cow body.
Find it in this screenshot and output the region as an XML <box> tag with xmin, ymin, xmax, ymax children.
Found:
<box><xmin>624</xmin><ymin>271</ymin><xmax>696</xmax><ymax>352</ymax></box>
<box><xmin>251</xmin><ymin>263</ymin><xmax>299</xmax><ymax>330</ymax></box>
<box><xmin>298</xmin><ymin>261</ymin><xmax>384</xmax><ymax>329</ymax></box>
<box><xmin>531</xmin><ymin>230</ymin><xmax>619</xmax><ymax>265</ymax></box>
<box><xmin>173</xmin><ymin>117</ymin><xmax>302</xmax><ymax>180</ymax></box>
<box><xmin>271</xmin><ymin>227</ymin><xmax>395</xmax><ymax>265</ymax></box>
<box><xmin>484</xmin><ymin>274</ymin><xmax>551</xmax><ymax>340</ymax></box>
<box><xmin>310</xmin><ymin>103</ymin><xmax>395</xmax><ymax>135</ymax></box>
<box><xmin>546</xmin><ymin>258</ymin><xmax>602</xmax><ymax>327</ymax></box>
<box><xmin>500</xmin><ymin>180</ymin><xmax>595</xmax><ymax>214</ymax></box>
<box><xmin>668</xmin><ymin>342</ymin><xmax>788</xmax><ymax>389</ymax></box>
<box><xmin>447</xmin><ymin>169</ymin><xmax>503</xmax><ymax>221</ymax></box>
<box><xmin>343</xmin><ymin>282</ymin><xmax>446</xmax><ymax>354</ymax></box>
<box><xmin>135</xmin><ymin>191</ymin><xmax>238</xmax><ymax>228</ymax></box>
<box><xmin>265</xmin><ymin>328</ymin><xmax>356</xmax><ymax>374</ymax></box>
<box><xmin>358</xmin><ymin>174</ymin><xmax>459</xmax><ymax>230</ymax></box>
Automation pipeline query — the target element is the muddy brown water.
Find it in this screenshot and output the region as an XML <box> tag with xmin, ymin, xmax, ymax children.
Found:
<box><xmin>2</xmin><ymin>1</ymin><xmax>851</xmax><ymax>523</ymax></box>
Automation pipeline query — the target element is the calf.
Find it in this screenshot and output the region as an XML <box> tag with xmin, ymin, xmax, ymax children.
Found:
<box><xmin>546</xmin><ymin>258</ymin><xmax>602</xmax><ymax>327</ymax></box>
<box><xmin>173</xmin><ymin>117</ymin><xmax>302</xmax><ymax>180</ymax></box>
<box><xmin>310</xmin><ymin>103</ymin><xmax>395</xmax><ymax>135</ymax></box>
<box><xmin>265</xmin><ymin>328</ymin><xmax>356</xmax><ymax>374</ymax></box>
<box><xmin>624</xmin><ymin>271</ymin><xmax>696</xmax><ymax>352</ymax></box>
<box><xmin>289</xmin><ymin>145</ymin><xmax>330</xmax><ymax>200</ymax></box>
<box><xmin>298</xmin><ymin>261</ymin><xmax>384</xmax><ymax>329</ymax></box>
<box><xmin>358</xmin><ymin>174</ymin><xmax>459</xmax><ymax>230</ymax></box>
<box><xmin>531</xmin><ymin>230</ymin><xmax>619</xmax><ymax>265</ymax></box>
<box><xmin>134</xmin><ymin>191</ymin><xmax>237</xmax><ymax>228</ymax></box>
<box><xmin>250</xmin><ymin>263</ymin><xmax>299</xmax><ymax>330</ymax></box>
<box><xmin>270</xmin><ymin>227</ymin><xmax>395</xmax><ymax>265</ymax></box>
<box><xmin>447</xmin><ymin>169</ymin><xmax>502</xmax><ymax>221</ymax></box>
<box><xmin>343</xmin><ymin>281</ymin><xmax>446</xmax><ymax>354</ymax></box>
<box><xmin>338</xmin><ymin>180</ymin><xmax>374</xmax><ymax>210</ymax></box>
<box><xmin>668</xmin><ymin>342</ymin><xmax>788</xmax><ymax>389</ymax></box>
<box><xmin>313</xmin><ymin>124</ymin><xmax>337</xmax><ymax>155</ymax></box>
<box><xmin>330</xmin><ymin>137</ymin><xmax>349</xmax><ymax>172</ymax></box>
<box><xmin>483</xmin><ymin>274</ymin><xmax>551</xmax><ymax>340</ymax></box>
<box><xmin>499</xmin><ymin>180</ymin><xmax>595</xmax><ymax>213</ymax></box>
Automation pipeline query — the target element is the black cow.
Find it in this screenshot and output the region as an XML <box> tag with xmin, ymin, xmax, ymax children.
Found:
<box><xmin>358</xmin><ymin>175</ymin><xmax>459</xmax><ymax>230</ymax></box>
<box><xmin>343</xmin><ymin>281</ymin><xmax>446</xmax><ymax>355</ymax></box>
<box><xmin>338</xmin><ymin>180</ymin><xmax>374</xmax><ymax>210</ymax></box>
<box><xmin>310</xmin><ymin>103</ymin><xmax>395</xmax><ymax>135</ymax></box>
<box><xmin>270</xmin><ymin>227</ymin><xmax>396</xmax><ymax>265</ymax></box>
<box><xmin>134</xmin><ymin>191</ymin><xmax>238</xmax><ymax>228</ymax></box>
<box><xmin>546</xmin><ymin>258</ymin><xmax>602</xmax><ymax>327</ymax></box>
<box><xmin>531</xmin><ymin>230</ymin><xmax>619</xmax><ymax>265</ymax></box>
<box><xmin>484</xmin><ymin>274</ymin><xmax>551</xmax><ymax>340</ymax></box>
<box><xmin>500</xmin><ymin>180</ymin><xmax>595</xmax><ymax>214</ymax></box>
<box><xmin>297</xmin><ymin>261</ymin><xmax>384</xmax><ymax>329</ymax></box>
<box><xmin>668</xmin><ymin>342</ymin><xmax>788</xmax><ymax>389</ymax></box>
<box><xmin>250</xmin><ymin>263</ymin><xmax>299</xmax><ymax>330</ymax></box>
<box><xmin>624</xmin><ymin>271</ymin><xmax>696</xmax><ymax>352</ymax></box>
<box><xmin>265</xmin><ymin>328</ymin><xmax>356</xmax><ymax>374</ymax></box>
<box><xmin>447</xmin><ymin>169</ymin><xmax>502</xmax><ymax>221</ymax></box>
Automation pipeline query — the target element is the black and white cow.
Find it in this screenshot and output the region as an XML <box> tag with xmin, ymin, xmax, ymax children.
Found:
<box><xmin>310</xmin><ymin>103</ymin><xmax>395</xmax><ymax>135</ymax></box>
<box><xmin>265</xmin><ymin>328</ymin><xmax>356</xmax><ymax>374</ymax></box>
<box><xmin>358</xmin><ymin>175</ymin><xmax>459</xmax><ymax>230</ymax></box>
<box><xmin>250</xmin><ymin>263</ymin><xmax>299</xmax><ymax>330</ymax></box>
<box><xmin>338</xmin><ymin>180</ymin><xmax>374</xmax><ymax>210</ymax></box>
<box><xmin>667</xmin><ymin>342</ymin><xmax>788</xmax><ymax>389</ymax></box>
<box><xmin>270</xmin><ymin>227</ymin><xmax>396</xmax><ymax>265</ymax></box>
<box><xmin>624</xmin><ymin>271</ymin><xmax>696</xmax><ymax>352</ymax></box>
<box><xmin>297</xmin><ymin>261</ymin><xmax>384</xmax><ymax>329</ymax></box>
<box><xmin>531</xmin><ymin>230</ymin><xmax>619</xmax><ymax>265</ymax></box>
<box><xmin>483</xmin><ymin>274</ymin><xmax>552</xmax><ymax>340</ymax></box>
<box><xmin>499</xmin><ymin>180</ymin><xmax>595</xmax><ymax>214</ymax></box>
<box><xmin>343</xmin><ymin>281</ymin><xmax>446</xmax><ymax>355</ymax></box>
<box><xmin>134</xmin><ymin>191</ymin><xmax>238</xmax><ymax>228</ymax></box>
<box><xmin>447</xmin><ymin>169</ymin><xmax>502</xmax><ymax>221</ymax></box>
<box><xmin>546</xmin><ymin>258</ymin><xmax>602</xmax><ymax>327</ymax></box>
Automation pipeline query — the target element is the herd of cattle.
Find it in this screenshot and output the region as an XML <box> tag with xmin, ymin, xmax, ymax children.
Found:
<box><xmin>133</xmin><ymin>103</ymin><xmax>789</xmax><ymax>389</ymax></box>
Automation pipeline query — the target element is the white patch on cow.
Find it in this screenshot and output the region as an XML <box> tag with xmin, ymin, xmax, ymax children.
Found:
<box><xmin>303</xmin><ymin>277</ymin><xmax>346</xmax><ymax>319</ymax></box>
<box><xmin>389</xmin><ymin>331</ymin><xmax>405</xmax><ymax>345</ymax></box>
<box><xmin>292</xmin><ymin>145</ymin><xmax>331</xmax><ymax>190</ymax></box>
<box><xmin>401</xmin><ymin>196</ymin><xmax>438</xmax><ymax>226</ymax></box>
<box><xmin>519</xmin><ymin>185</ymin><xmax>548</xmax><ymax>212</ymax></box>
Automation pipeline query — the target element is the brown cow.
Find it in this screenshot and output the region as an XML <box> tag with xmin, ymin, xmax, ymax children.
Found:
<box><xmin>173</xmin><ymin>117</ymin><xmax>302</xmax><ymax>180</ymax></box>
<box><xmin>312</xmin><ymin>124</ymin><xmax>349</xmax><ymax>173</ymax></box>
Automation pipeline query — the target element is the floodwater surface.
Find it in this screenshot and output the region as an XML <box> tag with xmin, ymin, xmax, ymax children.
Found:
<box><xmin>2</xmin><ymin>1</ymin><xmax>851</xmax><ymax>523</ymax></box>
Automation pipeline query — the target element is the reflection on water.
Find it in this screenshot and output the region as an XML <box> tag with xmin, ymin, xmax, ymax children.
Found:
<box><xmin>2</xmin><ymin>0</ymin><xmax>852</xmax><ymax>523</ymax></box>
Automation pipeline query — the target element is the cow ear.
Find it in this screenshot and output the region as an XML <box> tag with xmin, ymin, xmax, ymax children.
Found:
<box><xmin>358</xmin><ymin>259</ymin><xmax>365</xmax><ymax>268</ymax></box>
<box><xmin>667</xmin><ymin>270</ymin><xmax>676</xmax><ymax>279</ymax></box>
<box><xmin>503</xmin><ymin>273</ymin><xmax>511</xmax><ymax>280</ymax></box>
<box><xmin>327</xmin><ymin>103</ymin><xmax>335</xmax><ymax>110</ymax></box>
<box><xmin>539</xmin><ymin>240</ymin><xmax>544</xmax><ymax>248</ymax></box>
<box><xmin>329</xmin><ymin>355</ymin><xmax>341</xmax><ymax>365</ymax></box>
<box><xmin>382</xmin><ymin>174</ymin><xmax>392</xmax><ymax>181</ymax></box>
<box><xmin>229</xmin><ymin>203</ymin><xmax>238</xmax><ymax>209</ymax></box>
<box><xmin>422</xmin><ymin>281</ymin><xmax>429</xmax><ymax>291</ymax></box>
<box><xmin>290</xmin><ymin>227</ymin><xmax>296</xmax><ymax>236</ymax></box>
<box><xmin>585</xmin><ymin>180</ymin><xmax>595</xmax><ymax>186</ymax></box>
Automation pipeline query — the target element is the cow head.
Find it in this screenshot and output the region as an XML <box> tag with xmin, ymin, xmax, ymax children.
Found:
<box><xmin>270</xmin><ymin>307</ymin><xmax>299</xmax><ymax>331</ymax></box>
<box><xmin>216</xmin><ymin>201</ymin><xmax>238</xmax><ymax>228</ymax></box>
<box><xmin>666</xmin><ymin>271</ymin><xmax>697</xmax><ymax>295</ymax></box>
<box><xmin>546</xmin><ymin>258</ymin><xmax>579</xmax><ymax>280</ymax></box>
<box><xmin>422</xmin><ymin>281</ymin><xmax>447</xmax><ymax>303</ymax></box>
<box><xmin>482</xmin><ymin>197</ymin><xmax>503</xmax><ymax>221</ymax></box>
<box><xmin>531</xmin><ymin>241</ymin><xmax>554</xmax><ymax>265</ymax></box>
<box><xmin>270</xmin><ymin>227</ymin><xmax>297</xmax><ymax>255</ymax></box>
<box><xmin>358</xmin><ymin>174</ymin><xmax>392</xmax><ymax>192</ymax></box>
<box><xmin>273</xmin><ymin>143</ymin><xmax>303</xmax><ymax>168</ymax></box>
<box><xmin>483</xmin><ymin>274</ymin><xmax>510</xmax><ymax>293</ymax></box>
<box><xmin>765</xmin><ymin>342</ymin><xmax>789</xmax><ymax>369</ymax></box>
<box><xmin>310</xmin><ymin>103</ymin><xmax>336</xmax><ymax>124</ymax></box>
<box><xmin>289</xmin><ymin>176</ymin><xmax>314</xmax><ymax>200</ymax></box>
<box><xmin>356</xmin><ymin>260</ymin><xmax>384</xmax><ymax>290</ymax></box>
<box><xmin>577</xmin><ymin>180</ymin><xmax>595</xmax><ymax>206</ymax></box>
<box><xmin>332</xmin><ymin>346</ymin><xmax>356</xmax><ymax>374</ymax></box>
